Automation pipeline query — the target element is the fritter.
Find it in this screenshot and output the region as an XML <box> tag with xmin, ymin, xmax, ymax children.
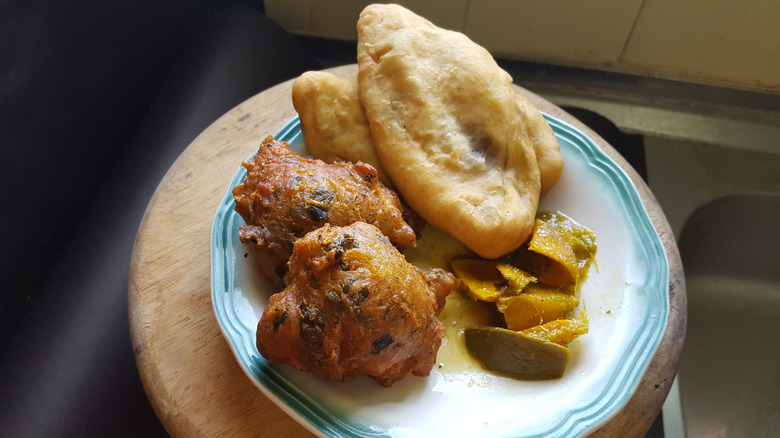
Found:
<box><xmin>256</xmin><ymin>222</ymin><xmax>459</xmax><ymax>387</ymax></box>
<box><xmin>233</xmin><ymin>136</ymin><xmax>421</xmax><ymax>285</ymax></box>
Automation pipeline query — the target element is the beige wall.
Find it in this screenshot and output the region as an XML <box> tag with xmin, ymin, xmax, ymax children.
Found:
<box><xmin>264</xmin><ymin>0</ymin><xmax>780</xmax><ymax>93</ymax></box>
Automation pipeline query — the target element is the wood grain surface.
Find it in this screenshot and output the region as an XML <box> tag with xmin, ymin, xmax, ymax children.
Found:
<box><xmin>128</xmin><ymin>64</ymin><xmax>686</xmax><ymax>437</ymax></box>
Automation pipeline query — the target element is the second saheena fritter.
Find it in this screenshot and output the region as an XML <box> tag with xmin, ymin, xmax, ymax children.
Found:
<box><xmin>233</xmin><ymin>136</ymin><xmax>422</xmax><ymax>286</ymax></box>
<box><xmin>256</xmin><ymin>222</ymin><xmax>459</xmax><ymax>387</ymax></box>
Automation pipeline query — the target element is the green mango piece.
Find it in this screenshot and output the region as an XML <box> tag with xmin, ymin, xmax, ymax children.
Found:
<box><xmin>464</xmin><ymin>326</ymin><xmax>570</xmax><ymax>380</ymax></box>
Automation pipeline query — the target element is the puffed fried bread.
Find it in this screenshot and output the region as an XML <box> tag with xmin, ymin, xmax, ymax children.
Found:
<box><xmin>515</xmin><ymin>95</ymin><xmax>563</xmax><ymax>197</ymax></box>
<box><xmin>294</xmin><ymin>73</ymin><xmax>562</xmax><ymax>198</ymax></box>
<box><xmin>357</xmin><ymin>4</ymin><xmax>541</xmax><ymax>259</ymax></box>
<box><xmin>292</xmin><ymin>71</ymin><xmax>392</xmax><ymax>185</ymax></box>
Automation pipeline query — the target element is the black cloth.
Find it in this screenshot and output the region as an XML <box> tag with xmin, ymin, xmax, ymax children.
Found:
<box><xmin>0</xmin><ymin>2</ymin><xmax>318</xmax><ymax>436</ymax></box>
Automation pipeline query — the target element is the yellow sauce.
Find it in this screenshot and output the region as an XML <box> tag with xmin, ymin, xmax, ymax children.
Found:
<box><xmin>404</xmin><ymin>225</ymin><xmax>495</xmax><ymax>373</ymax></box>
<box><xmin>436</xmin><ymin>289</ymin><xmax>498</xmax><ymax>373</ymax></box>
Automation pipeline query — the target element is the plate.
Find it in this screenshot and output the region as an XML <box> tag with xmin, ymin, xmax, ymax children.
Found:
<box><xmin>211</xmin><ymin>115</ymin><xmax>669</xmax><ymax>437</ymax></box>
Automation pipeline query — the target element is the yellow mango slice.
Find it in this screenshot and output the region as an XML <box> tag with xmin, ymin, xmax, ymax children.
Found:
<box><xmin>504</xmin><ymin>211</ymin><xmax>597</xmax><ymax>290</ymax></box>
<box><xmin>504</xmin><ymin>247</ymin><xmax>573</xmax><ymax>291</ymax></box>
<box><xmin>522</xmin><ymin>312</ymin><xmax>589</xmax><ymax>346</ymax></box>
<box><xmin>536</xmin><ymin>211</ymin><xmax>598</xmax><ymax>281</ymax></box>
<box><xmin>497</xmin><ymin>285</ymin><xmax>579</xmax><ymax>331</ymax></box>
<box><xmin>527</xmin><ymin>218</ymin><xmax>579</xmax><ymax>283</ymax></box>
<box><xmin>495</xmin><ymin>263</ymin><xmax>536</xmax><ymax>293</ymax></box>
<box><xmin>450</xmin><ymin>259</ymin><xmax>506</xmax><ymax>302</ymax></box>
<box><xmin>451</xmin><ymin>259</ymin><xmax>536</xmax><ymax>302</ymax></box>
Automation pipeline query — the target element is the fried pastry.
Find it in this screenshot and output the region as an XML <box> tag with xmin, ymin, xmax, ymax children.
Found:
<box><xmin>256</xmin><ymin>222</ymin><xmax>459</xmax><ymax>386</ymax></box>
<box><xmin>294</xmin><ymin>72</ymin><xmax>563</xmax><ymax>198</ymax></box>
<box><xmin>232</xmin><ymin>136</ymin><xmax>420</xmax><ymax>285</ymax></box>
<box><xmin>515</xmin><ymin>95</ymin><xmax>563</xmax><ymax>197</ymax></box>
<box><xmin>357</xmin><ymin>4</ymin><xmax>542</xmax><ymax>259</ymax></box>
<box><xmin>292</xmin><ymin>71</ymin><xmax>391</xmax><ymax>186</ymax></box>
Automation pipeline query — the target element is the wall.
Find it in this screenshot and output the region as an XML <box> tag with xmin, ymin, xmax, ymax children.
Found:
<box><xmin>264</xmin><ymin>0</ymin><xmax>780</xmax><ymax>93</ymax></box>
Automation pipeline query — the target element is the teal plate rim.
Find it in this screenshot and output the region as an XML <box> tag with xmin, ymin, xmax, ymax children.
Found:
<box><xmin>210</xmin><ymin>114</ymin><xmax>670</xmax><ymax>438</ymax></box>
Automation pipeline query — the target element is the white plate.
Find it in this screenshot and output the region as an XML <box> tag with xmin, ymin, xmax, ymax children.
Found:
<box><xmin>211</xmin><ymin>115</ymin><xmax>669</xmax><ymax>437</ymax></box>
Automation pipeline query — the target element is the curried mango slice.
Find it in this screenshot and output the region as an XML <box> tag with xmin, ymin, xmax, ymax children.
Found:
<box><xmin>495</xmin><ymin>263</ymin><xmax>536</xmax><ymax>293</ymax></box>
<box><xmin>534</xmin><ymin>211</ymin><xmax>598</xmax><ymax>283</ymax></box>
<box><xmin>464</xmin><ymin>326</ymin><xmax>569</xmax><ymax>380</ymax></box>
<box><xmin>497</xmin><ymin>285</ymin><xmax>579</xmax><ymax>331</ymax></box>
<box><xmin>450</xmin><ymin>259</ymin><xmax>506</xmax><ymax>302</ymax></box>
<box><xmin>527</xmin><ymin>218</ymin><xmax>579</xmax><ymax>283</ymax></box>
<box><xmin>537</xmin><ymin>211</ymin><xmax>597</xmax><ymax>260</ymax></box>
<box><xmin>505</xmin><ymin>211</ymin><xmax>597</xmax><ymax>290</ymax></box>
<box><xmin>451</xmin><ymin>259</ymin><xmax>536</xmax><ymax>301</ymax></box>
<box><xmin>522</xmin><ymin>311</ymin><xmax>589</xmax><ymax>346</ymax></box>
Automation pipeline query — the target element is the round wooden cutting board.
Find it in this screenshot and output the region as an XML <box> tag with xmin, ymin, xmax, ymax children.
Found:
<box><xmin>128</xmin><ymin>64</ymin><xmax>685</xmax><ymax>437</ymax></box>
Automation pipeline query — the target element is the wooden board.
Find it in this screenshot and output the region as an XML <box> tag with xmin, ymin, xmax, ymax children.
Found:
<box><xmin>128</xmin><ymin>64</ymin><xmax>686</xmax><ymax>437</ymax></box>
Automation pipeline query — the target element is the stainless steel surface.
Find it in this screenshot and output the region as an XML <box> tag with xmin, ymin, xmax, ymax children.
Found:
<box><xmin>675</xmin><ymin>195</ymin><xmax>780</xmax><ymax>437</ymax></box>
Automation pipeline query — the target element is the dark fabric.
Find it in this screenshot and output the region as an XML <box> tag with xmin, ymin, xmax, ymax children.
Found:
<box><xmin>0</xmin><ymin>0</ymin><xmax>205</xmax><ymax>347</ymax></box>
<box><xmin>0</xmin><ymin>2</ymin><xmax>317</xmax><ymax>436</ymax></box>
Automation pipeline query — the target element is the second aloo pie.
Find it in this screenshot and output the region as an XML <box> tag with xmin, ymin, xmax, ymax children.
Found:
<box><xmin>357</xmin><ymin>4</ymin><xmax>542</xmax><ymax>259</ymax></box>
